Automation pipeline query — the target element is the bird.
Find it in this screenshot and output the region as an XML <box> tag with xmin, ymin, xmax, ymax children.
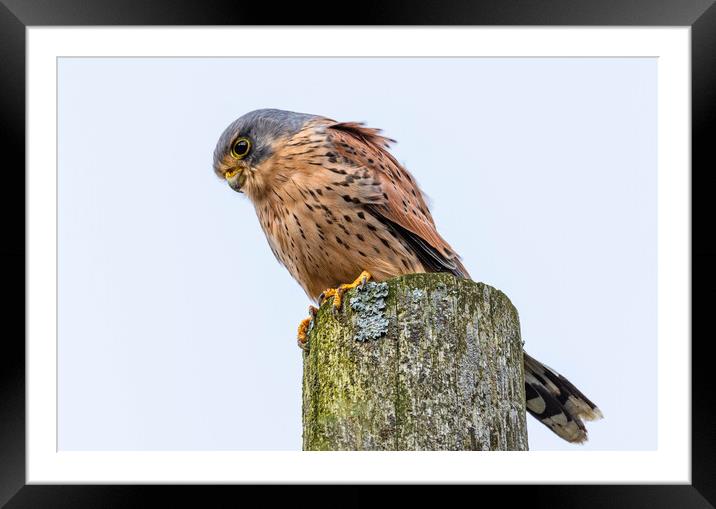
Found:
<box><xmin>213</xmin><ymin>108</ymin><xmax>603</xmax><ymax>444</ymax></box>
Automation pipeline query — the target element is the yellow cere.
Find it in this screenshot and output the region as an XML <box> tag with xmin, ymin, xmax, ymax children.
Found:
<box><xmin>225</xmin><ymin>168</ymin><xmax>240</xmax><ymax>180</ymax></box>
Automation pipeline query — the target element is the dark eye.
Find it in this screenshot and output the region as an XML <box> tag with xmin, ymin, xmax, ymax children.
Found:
<box><xmin>231</xmin><ymin>137</ymin><xmax>251</xmax><ymax>159</ymax></box>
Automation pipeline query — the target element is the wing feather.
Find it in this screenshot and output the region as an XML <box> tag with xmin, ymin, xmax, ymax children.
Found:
<box><xmin>327</xmin><ymin>122</ymin><xmax>470</xmax><ymax>278</ymax></box>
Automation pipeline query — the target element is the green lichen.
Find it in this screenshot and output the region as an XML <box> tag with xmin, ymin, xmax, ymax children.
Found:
<box><xmin>349</xmin><ymin>282</ymin><xmax>389</xmax><ymax>342</ymax></box>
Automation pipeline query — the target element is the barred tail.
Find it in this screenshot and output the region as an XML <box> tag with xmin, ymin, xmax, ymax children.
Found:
<box><xmin>523</xmin><ymin>352</ymin><xmax>603</xmax><ymax>443</ymax></box>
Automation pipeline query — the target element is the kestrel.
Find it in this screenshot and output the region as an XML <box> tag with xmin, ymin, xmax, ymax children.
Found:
<box><xmin>213</xmin><ymin>108</ymin><xmax>603</xmax><ymax>443</ymax></box>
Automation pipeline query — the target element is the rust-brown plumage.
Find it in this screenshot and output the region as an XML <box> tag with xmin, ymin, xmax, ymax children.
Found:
<box><xmin>214</xmin><ymin>111</ymin><xmax>466</xmax><ymax>301</ymax></box>
<box><xmin>214</xmin><ymin>109</ymin><xmax>602</xmax><ymax>443</ymax></box>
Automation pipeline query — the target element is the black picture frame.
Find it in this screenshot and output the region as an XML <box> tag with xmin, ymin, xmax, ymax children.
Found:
<box><xmin>2</xmin><ymin>0</ymin><xmax>712</xmax><ymax>505</ymax></box>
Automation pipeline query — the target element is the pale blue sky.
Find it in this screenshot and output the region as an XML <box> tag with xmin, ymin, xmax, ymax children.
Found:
<box><xmin>58</xmin><ymin>57</ymin><xmax>656</xmax><ymax>451</ymax></box>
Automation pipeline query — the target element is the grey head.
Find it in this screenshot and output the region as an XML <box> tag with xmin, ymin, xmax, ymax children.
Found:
<box><xmin>213</xmin><ymin>108</ymin><xmax>318</xmax><ymax>178</ymax></box>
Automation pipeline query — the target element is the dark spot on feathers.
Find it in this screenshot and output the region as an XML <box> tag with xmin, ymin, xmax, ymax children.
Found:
<box><xmin>532</xmin><ymin>372</ymin><xmax>548</xmax><ymax>387</ymax></box>
<box><xmin>357</xmin><ymin>211</ymin><xmax>365</xmax><ymax>220</ymax></box>
<box><xmin>525</xmin><ymin>383</ymin><xmax>539</xmax><ymax>401</ymax></box>
<box><xmin>557</xmin><ymin>391</ymin><xmax>571</xmax><ymax>405</ymax></box>
<box><xmin>343</xmin><ymin>215</ymin><xmax>352</xmax><ymax>222</ymax></box>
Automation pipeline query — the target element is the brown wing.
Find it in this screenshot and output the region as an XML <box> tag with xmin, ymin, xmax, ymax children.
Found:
<box><xmin>327</xmin><ymin>121</ymin><xmax>470</xmax><ymax>278</ymax></box>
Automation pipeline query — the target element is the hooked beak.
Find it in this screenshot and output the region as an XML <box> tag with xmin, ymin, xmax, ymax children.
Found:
<box><xmin>225</xmin><ymin>168</ymin><xmax>247</xmax><ymax>193</ymax></box>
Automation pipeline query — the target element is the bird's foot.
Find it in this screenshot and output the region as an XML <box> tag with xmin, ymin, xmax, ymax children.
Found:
<box><xmin>297</xmin><ymin>305</ymin><xmax>319</xmax><ymax>350</ymax></box>
<box><xmin>296</xmin><ymin>270</ymin><xmax>372</xmax><ymax>351</ymax></box>
<box><xmin>319</xmin><ymin>270</ymin><xmax>372</xmax><ymax>312</ymax></box>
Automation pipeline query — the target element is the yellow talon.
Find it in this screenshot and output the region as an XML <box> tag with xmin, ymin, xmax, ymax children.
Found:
<box><xmin>297</xmin><ymin>271</ymin><xmax>372</xmax><ymax>350</ymax></box>
<box><xmin>320</xmin><ymin>270</ymin><xmax>372</xmax><ymax>310</ymax></box>
<box><xmin>297</xmin><ymin>317</ymin><xmax>311</xmax><ymax>343</ymax></box>
<box><xmin>297</xmin><ymin>305</ymin><xmax>318</xmax><ymax>350</ymax></box>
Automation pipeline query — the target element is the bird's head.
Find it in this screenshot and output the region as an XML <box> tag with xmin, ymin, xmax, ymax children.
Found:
<box><xmin>213</xmin><ymin>108</ymin><xmax>318</xmax><ymax>198</ymax></box>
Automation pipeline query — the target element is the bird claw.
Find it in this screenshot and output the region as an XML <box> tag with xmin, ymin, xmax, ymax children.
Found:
<box><xmin>299</xmin><ymin>271</ymin><xmax>372</xmax><ymax>350</ymax></box>
<box><xmin>297</xmin><ymin>305</ymin><xmax>319</xmax><ymax>351</ymax></box>
<box><xmin>319</xmin><ymin>270</ymin><xmax>372</xmax><ymax>315</ymax></box>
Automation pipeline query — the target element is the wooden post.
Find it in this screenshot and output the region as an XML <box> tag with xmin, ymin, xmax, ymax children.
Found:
<box><xmin>301</xmin><ymin>272</ymin><xmax>528</xmax><ymax>451</ymax></box>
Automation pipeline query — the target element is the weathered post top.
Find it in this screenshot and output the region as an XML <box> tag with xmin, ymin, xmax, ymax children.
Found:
<box><xmin>301</xmin><ymin>272</ymin><xmax>528</xmax><ymax>451</ymax></box>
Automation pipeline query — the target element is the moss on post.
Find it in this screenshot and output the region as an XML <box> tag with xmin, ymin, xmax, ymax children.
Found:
<box><xmin>301</xmin><ymin>273</ymin><xmax>528</xmax><ymax>451</ymax></box>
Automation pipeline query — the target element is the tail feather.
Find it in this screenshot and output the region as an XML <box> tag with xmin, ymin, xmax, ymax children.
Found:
<box><xmin>523</xmin><ymin>352</ymin><xmax>603</xmax><ymax>443</ymax></box>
